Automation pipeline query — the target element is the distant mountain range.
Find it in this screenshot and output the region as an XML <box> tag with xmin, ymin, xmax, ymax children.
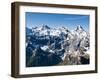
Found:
<box><xmin>26</xmin><ymin>25</ymin><xmax>90</xmax><ymax>67</ymax></box>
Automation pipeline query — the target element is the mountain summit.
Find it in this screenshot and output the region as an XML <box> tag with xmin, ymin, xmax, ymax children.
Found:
<box><xmin>75</xmin><ymin>25</ymin><xmax>84</xmax><ymax>31</ymax></box>
<box><xmin>40</xmin><ymin>24</ymin><xmax>50</xmax><ymax>30</ymax></box>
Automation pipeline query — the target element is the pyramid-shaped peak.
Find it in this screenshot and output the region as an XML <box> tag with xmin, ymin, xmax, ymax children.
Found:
<box><xmin>41</xmin><ymin>24</ymin><xmax>50</xmax><ymax>30</ymax></box>
<box><xmin>76</xmin><ymin>25</ymin><xmax>84</xmax><ymax>31</ymax></box>
<box><xmin>33</xmin><ymin>24</ymin><xmax>50</xmax><ymax>31</ymax></box>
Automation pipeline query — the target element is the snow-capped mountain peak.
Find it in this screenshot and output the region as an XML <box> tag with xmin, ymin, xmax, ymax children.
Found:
<box><xmin>41</xmin><ymin>24</ymin><xmax>50</xmax><ymax>30</ymax></box>
<box><xmin>76</xmin><ymin>25</ymin><xmax>84</xmax><ymax>31</ymax></box>
<box><xmin>32</xmin><ymin>24</ymin><xmax>50</xmax><ymax>31</ymax></box>
<box><xmin>74</xmin><ymin>25</ymin><xmax>87</xmax><ymax>37</ymax></box>
<box><xmin>37</xmin><ymin>24</ymin><xmax>50</xmax><ymax>31</ymax></box>
<box><xmin>59</xmin><ymin>26</ymin><xmax>69</xmax><ymax>32</ymax></box>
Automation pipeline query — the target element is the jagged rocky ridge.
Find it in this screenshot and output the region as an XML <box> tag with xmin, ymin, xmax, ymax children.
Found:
<box><xmin>26</xmin><ymin>25</ymin><xmax>90</xmax><ymax>67</ymax></box>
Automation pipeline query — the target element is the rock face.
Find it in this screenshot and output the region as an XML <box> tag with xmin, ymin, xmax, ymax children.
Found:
<box><xmin>26</xmin><ymin>25</ymin><xmax>90</xmax><ymax>67</ymax></box>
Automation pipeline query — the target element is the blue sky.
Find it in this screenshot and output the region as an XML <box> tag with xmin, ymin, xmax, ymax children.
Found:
<box><xmin>26</xmin><ymin>12</ymin><xmax>90</xmax><ymax>32</ymax></box>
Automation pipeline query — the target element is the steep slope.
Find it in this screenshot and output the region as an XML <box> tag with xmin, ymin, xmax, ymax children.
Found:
<box><xmin>26</xmin><ymin>24</ymin><xmax>90</xmax><ymax>67</ymax></box>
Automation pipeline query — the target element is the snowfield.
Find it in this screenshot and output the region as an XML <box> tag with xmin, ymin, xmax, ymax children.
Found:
<box><xmin>26</xmin><ymin>24</ymin><xmax>90</xmax><ymax>67</ymax></box>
